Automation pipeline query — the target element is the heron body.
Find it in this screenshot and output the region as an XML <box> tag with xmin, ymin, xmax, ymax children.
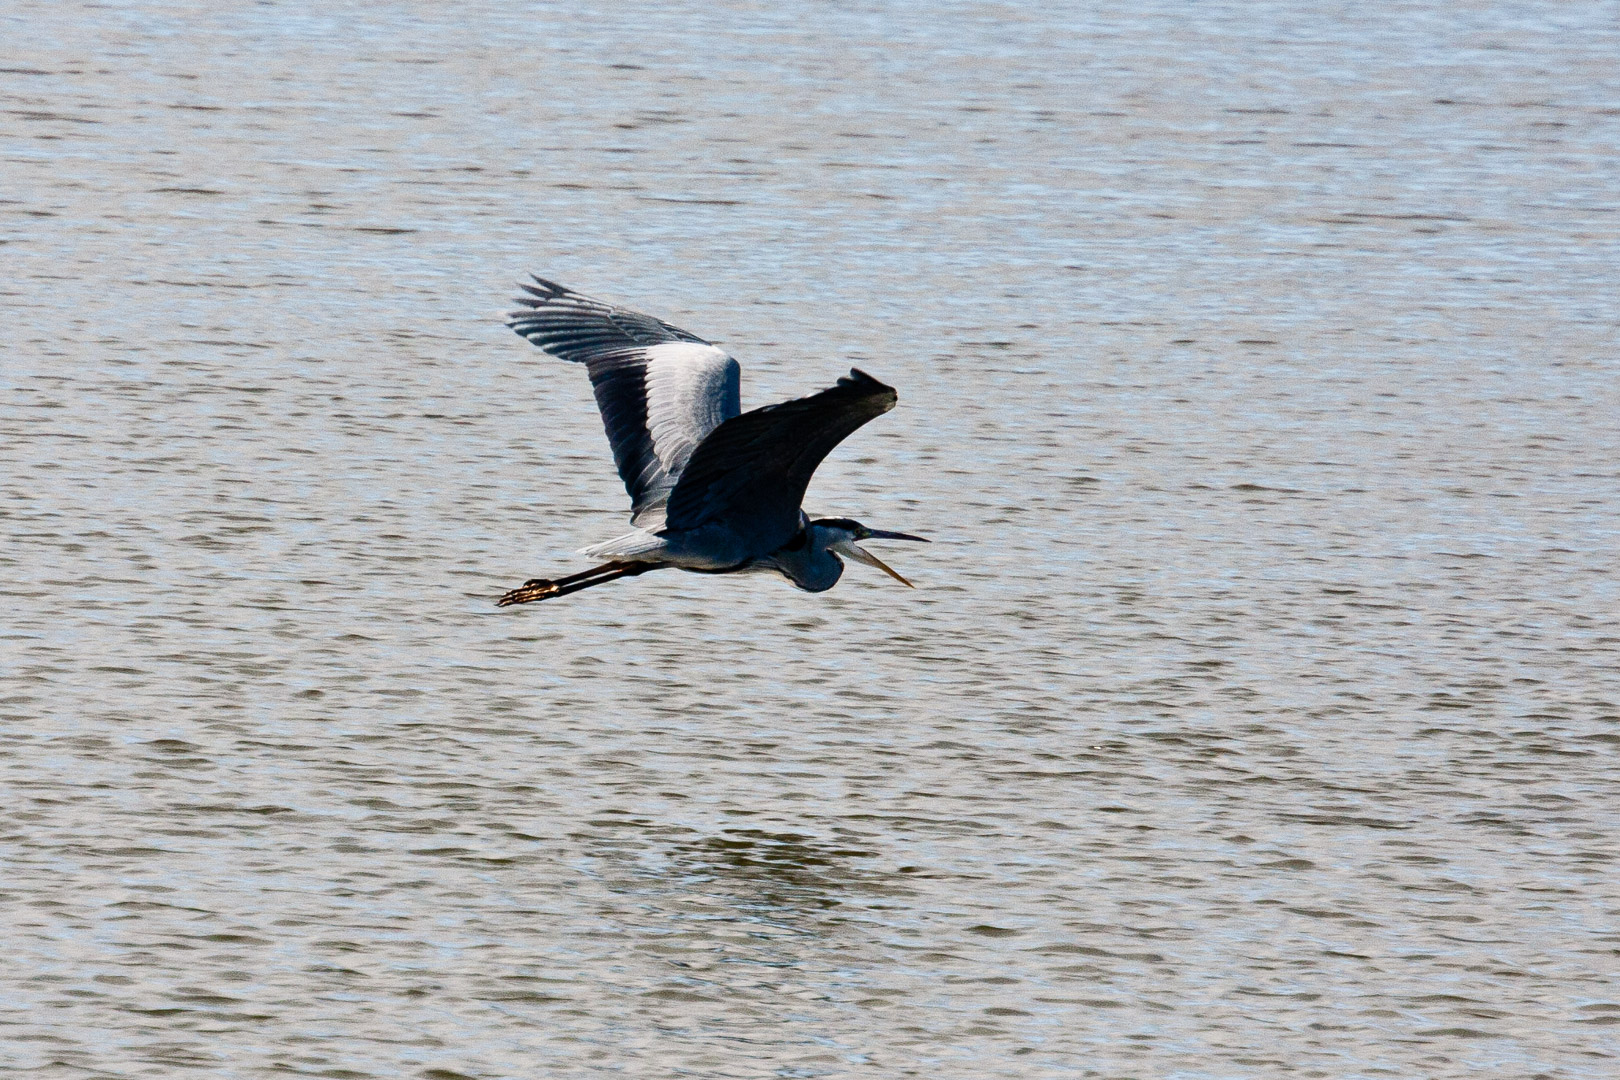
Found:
<box><xmin>495</xmin><ymin>276</ymin><xmax>927</xmax><ymax>607</ymax></box>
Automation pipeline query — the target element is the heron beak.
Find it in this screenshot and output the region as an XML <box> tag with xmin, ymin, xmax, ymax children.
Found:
<box><xmin>859</xmin><ymin>528</ymin><xmax>930</xmax><ymax>543</ymax></box>
<box><xmin>840</xmin><ymin>542</ymin><xmax>915</xmax><ymax>588</ymax></box>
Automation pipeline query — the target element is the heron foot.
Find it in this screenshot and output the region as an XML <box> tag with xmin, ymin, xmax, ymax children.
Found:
<box><xmin>496</xmin><ymin>578</ymin><xmax>561</xmax><ymax>607</ymax></box>
<box><xmin>496</xmin><ymin>561</ymin><xmax>663</xmax><ymax>608</ymax></box>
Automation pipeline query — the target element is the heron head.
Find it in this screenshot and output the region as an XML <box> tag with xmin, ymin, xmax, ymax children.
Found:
<box><xmin>810</xmin><ymin>517</ymin><xmax>930</xmax><ymax>587</ymax></box>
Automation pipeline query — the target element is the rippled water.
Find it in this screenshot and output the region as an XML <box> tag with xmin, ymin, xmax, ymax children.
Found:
<box><xmin>5</xmin><ymin>1</ymin><xmax>1620</xmax><ymax>1076</ymax></box>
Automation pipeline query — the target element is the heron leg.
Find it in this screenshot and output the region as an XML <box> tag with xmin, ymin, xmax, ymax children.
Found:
<box><xmin>496</xmin><ymin>561</ymin><xmax>662</xmax><ymax>607</ymax></box>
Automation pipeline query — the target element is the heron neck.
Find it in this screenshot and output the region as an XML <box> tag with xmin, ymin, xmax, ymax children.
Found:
<box><xmin>771</xmin><ymin>526</ymin><xmax>845</xmax><ymax>592</ymax></box>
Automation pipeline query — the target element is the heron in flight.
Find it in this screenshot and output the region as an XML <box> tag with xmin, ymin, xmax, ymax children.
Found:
<box><xmin>495</xmin><ymin>276</ymin><xmax>928</xmax><ymax>607</ymax></box>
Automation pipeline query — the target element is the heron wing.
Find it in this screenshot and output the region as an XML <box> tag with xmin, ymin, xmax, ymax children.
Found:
<box><xmin>663</xmin><ymin>369</ymin><xmax>897</xmax><ymax>546</ymax></box>
<box><xmin>507</xmin><ymin>276</ymin><xmax>742</xmax><ymax>527</ymax></box>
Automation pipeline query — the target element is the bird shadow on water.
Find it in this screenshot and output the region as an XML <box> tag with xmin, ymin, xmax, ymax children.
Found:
<box><xmin>587</xmin><ymin>821</ymin><xmax>918</xmax><ymax>924</ymax></box>
<box><xmin>672</xmin><ymin>829</ymin><xmax>895</xmax><ymax>912</ymax></box>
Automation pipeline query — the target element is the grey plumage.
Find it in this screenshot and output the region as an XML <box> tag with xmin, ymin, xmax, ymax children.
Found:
<box><xmin>508</xmin><ymin>276</ymin><xmax>740</xmax><ymax>528</ymax></box>
<box><xmin>497</xmin><ymin>277</ymin><xmax>927</xmax><ymax>607</ymax></box>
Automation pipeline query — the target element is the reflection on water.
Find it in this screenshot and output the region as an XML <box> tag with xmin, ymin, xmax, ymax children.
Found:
<box><xmin>586</xmin><ymin>818</ymin><xmax>906</xmax><ymax>919</ymax></box>
<box><xmin>5</xmin><ymin>0</ymin><xmax>1620</xmax><ymax>1077</ymax></box>
<box><xmin>670</xmin><ymin>829</ymin><xmax>890</xmax><ymax>910</ymax></box>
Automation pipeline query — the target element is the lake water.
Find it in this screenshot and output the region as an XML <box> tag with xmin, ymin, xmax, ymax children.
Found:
<box><xmin>4</xmin><ymin>1</ymin><xmax>1619</xmax><ymax>1077</ymax></box>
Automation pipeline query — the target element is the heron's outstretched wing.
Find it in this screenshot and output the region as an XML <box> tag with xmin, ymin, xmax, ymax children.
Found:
<box><xmin>664</xmin><ymin>370</ymin><xmax>897</xmax><ymax>547</ymax></box>
<box><xmin>507</xmin><ymin>276</ymin><xmax>741</xmax><ymax>528</ymax></box>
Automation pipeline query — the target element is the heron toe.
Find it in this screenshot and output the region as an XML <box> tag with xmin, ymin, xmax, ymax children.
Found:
<box><xmin>497</xmin><ymin>579</ymin><xmax>560</xmax><ymax>607</ymax></box>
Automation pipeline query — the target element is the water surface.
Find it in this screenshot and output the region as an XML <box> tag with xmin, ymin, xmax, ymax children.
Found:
<box><xmin>4</xmin><ymin>1</ymin><xmax>1619</xmax><ymax>1077</ymax></box>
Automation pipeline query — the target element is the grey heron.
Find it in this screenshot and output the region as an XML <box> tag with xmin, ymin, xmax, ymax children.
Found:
<box><xmin>496</xmin><ymin>276</ymin><xmax>928</xmax><ymax>607</ymax></box>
